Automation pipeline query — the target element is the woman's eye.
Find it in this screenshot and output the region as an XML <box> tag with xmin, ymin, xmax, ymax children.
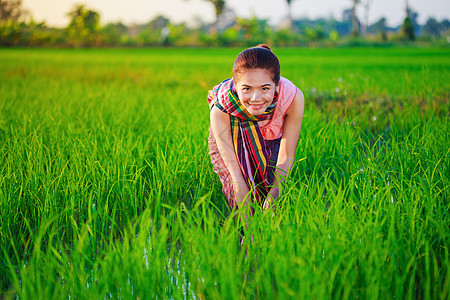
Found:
<box><xmin>262</xmin><ymin>87</ymin><xmax>269</xmax><ymax>91</ymax></box>
<box><xmin>243</xmin><ymin>88</ymin><xmax>250</xmax><ymax>92</ymax></box>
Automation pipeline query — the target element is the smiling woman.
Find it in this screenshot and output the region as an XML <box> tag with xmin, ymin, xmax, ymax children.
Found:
<box><xmin>207</xmin><ymin>44</ymin><xmax>304</xmax><ymax>221</ymax></box>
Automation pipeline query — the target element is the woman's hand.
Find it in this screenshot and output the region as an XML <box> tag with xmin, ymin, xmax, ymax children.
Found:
<box><xmin>263</xmin><ymin>193</ymin><xmax>276</xmax><ymax>212</ymax></box>
<box><xmin>232</xmin><ymin>180</ymin><xmax>253</xmax><ymax>219</ymax></box>
<box><xmin>263</xmin><ymin>185</ymin><xmax>279</xmax><ymax>212</ymax></box>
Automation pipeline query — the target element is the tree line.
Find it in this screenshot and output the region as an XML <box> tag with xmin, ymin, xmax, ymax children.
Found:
<box><xmin>0</xmin><ymin>0</ymin><xmax>448</xmax><ymax>47</ymax></box>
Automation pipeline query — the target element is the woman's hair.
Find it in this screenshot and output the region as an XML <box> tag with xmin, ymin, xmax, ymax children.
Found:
<box><xmin>233</xmin><ymin>44</ymin><xmax>280</xmax><ymax>85</ymax></box>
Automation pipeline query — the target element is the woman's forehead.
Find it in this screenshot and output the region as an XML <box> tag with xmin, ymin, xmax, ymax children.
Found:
<box><xmin>234</xmin><ymin>68</ymin><xmax>275</xmax><ymax>85</ymax></box>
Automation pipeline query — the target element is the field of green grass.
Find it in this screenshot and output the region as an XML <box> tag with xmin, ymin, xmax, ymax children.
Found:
<box><xmin>0</xmin><ymin>47</ymin><xmax>449</xmax><ymax>299</ymax></box>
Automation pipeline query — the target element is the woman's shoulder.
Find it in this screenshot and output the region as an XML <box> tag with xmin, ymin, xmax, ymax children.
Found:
<box><xmin>279</xmin><ymin>76</ymin><xmax>295</xmax><ymax>86</ymax></box>
<box><xmin>207</xmin><ymin>78</ymin><xmax>232</xmax><ymax>109</ymax></box>
<box><xmin>278</xmin><ymin>76</ymin><xmax>300</xmax><ymax>114</ymax></box>
<box><xmin>279</xmin><ymin>76</ymin><xmax>299</xmax><ymax>93</ymax></box>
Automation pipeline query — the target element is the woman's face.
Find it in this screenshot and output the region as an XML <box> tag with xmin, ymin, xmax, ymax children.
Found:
<box><xmin>234</xmin><ymin>68</ymin><xmax>278</xmax><ymax>116</ymax></box>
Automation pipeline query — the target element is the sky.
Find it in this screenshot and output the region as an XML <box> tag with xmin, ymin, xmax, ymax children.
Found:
<box><xmin>22</xmin><ymin>0</ymin><xmax>450</xmax><ymax>28</ymax></box>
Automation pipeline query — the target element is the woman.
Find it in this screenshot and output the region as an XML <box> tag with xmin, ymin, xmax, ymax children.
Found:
<box><xmin>208</xmin><ymin>44</ymin><xmax>304</xmax><ymax>220</ymax></box>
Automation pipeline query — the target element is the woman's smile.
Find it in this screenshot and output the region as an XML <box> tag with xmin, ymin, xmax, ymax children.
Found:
<box><xmin>248</xmin><ymin>102</ymin><xmax>266</xmax><ymax>111</ymax></box>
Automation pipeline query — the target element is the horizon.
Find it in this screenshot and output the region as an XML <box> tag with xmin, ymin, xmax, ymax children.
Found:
<box><xmin>22</xmin><ymin>0</ymin><xmax>450</xmax><ymax>28</ymax></box>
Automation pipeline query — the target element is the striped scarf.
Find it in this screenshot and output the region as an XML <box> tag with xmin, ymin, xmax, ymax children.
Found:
<box><xmin>208</xmin><ymin>79</ymin><xmax>278</xmax><ymax>204</ymax></box>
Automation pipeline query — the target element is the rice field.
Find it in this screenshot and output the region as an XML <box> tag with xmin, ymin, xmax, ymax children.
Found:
<box><xmin>0</xmin><ymin>47</ymin><xmax>449</xmax><ymax>299</ymax></box>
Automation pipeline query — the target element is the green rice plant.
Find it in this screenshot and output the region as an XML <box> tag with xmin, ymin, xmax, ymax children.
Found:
<box><xmin>0</xmin><ymin>47</ymin><xmax>448</xmax><ymax>299</ymax></box>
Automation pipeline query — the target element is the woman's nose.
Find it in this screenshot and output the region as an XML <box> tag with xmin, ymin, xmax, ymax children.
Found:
<box><xmin>251</xmin><ymin>91</ymin><xmax>261</xmax><ymax>101</ymax></box>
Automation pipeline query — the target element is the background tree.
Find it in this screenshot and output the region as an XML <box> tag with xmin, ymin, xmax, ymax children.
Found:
<box><xmin>66</xmin><ymin>5</ymin><xmax>100</xmax><ymax>47</ymax></box>
<box><xmin>208</xmin><ymin>0</ymin><xmax>225</xmax><ymax>33</ymax></box>
<box><xmin>341</xmin><ymin>8</ymin><xmax>355</xmax><ymax>36</ymax></box>
<box><xmin>350</xmin><ymin>0</ymin><xmax>361</xmax><ymax>36</ymax></box>
<box><xmin>402</xmin><ymin>16</ymin><xmax>415</xmax><ymax>40</ymax></box>
<box><xmin>186</xmin><ymin>0</ymin><xmax>225</xmax><ymax>32</ymax></box>
<box><xmin>209</xmin><ymin>0</ymin><xmax>225</xmax><ymax>23</ymax></box>
<box><xmin>0</xmin><ymin>0</ymin><xmax>29</xmax><ymax>45</ymax></box>
<box><xmin>423</xmin><ymin>18</ymin><xmax>439</xmax><ymax>38</ymax></box>
<box><xmin>402</xmin><ymin>0</ymin><xmax>415</xmax><ymax>40</ymax></box>
<box><xmin>101</xmin><ymin>22</ymin><xmax>128</xmax><ymax>46</ymax></box>
<box><xmin>361</xmin><ymin>0</ymin><xmax>373</xmax><ymax>35</ymax></box>
<box><xmin>370</xmin><ymin>17</ymin><xmax>387</xmax><ymax>41</ymax></box>
<box><xmin>135</xmin><ymin>15</ymin><xmax>170</xmax><ymax>46</ymax></box>
<box><xmin>0</xmin><ymin>0</ymin><xmax>24</xmax><ymax>23</ymax></box>
<box><xmin>285</xmin><ymin>0</ymin><xmax>298</xmax><ymax>30</ymax></box>
<box><xmin>440</xmin><ymin>19</ymin><xmax>450</xmax><ymax>36</ymax></box>
<box><xmin>234</xmin><ymin>17</ymin><xmax>273</xmax><ymax>46</ymax></box>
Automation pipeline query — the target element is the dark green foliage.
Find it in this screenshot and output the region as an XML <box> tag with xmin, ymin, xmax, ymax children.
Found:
<box><xmin>0</xmin><ymin>0</ymin><xmax>22</xmax><ymax>23</ymax></box>
<box><xmin>65</xmin><ymin>5</ymin><xmax>101</xmax><ymax>47</ymax></box>
<box><xmin>402</xmin><ymin>16</ymin><xmax>415</xmax><ymax>40</ymax></box>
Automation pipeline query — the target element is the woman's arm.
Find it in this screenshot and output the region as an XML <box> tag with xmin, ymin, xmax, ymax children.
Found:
<box><xmin>210</xmin><ymin>106</ymin><xmax>253</xmax><ymax>219</ymax></box>
<box><xmin>264</xmin><ymin>89</ymin><xmax>305</xmax><ymax>211</ymax></box>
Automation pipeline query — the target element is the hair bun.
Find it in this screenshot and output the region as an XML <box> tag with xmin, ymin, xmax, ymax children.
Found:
<box><xmin>233</xmin><ymin>44</ymin><xmax>280</xmax><ymax>85</ymax></box>
<box><xmin>256</xmin><ymin>44</ymin><xmax>272</xmax><ymax>51</ymax></box>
